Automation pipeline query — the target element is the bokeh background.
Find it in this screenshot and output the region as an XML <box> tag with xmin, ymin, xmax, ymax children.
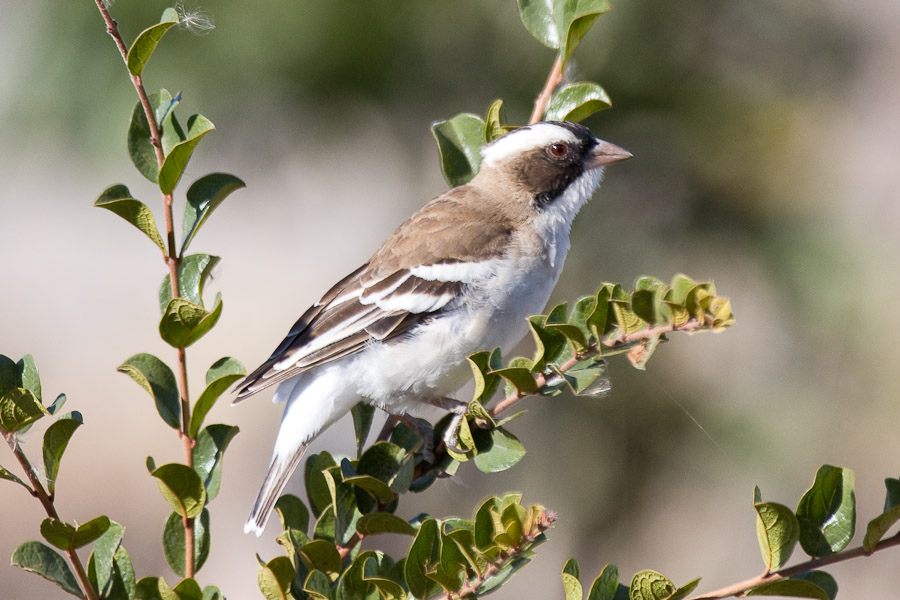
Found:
<box><xmin>3</xmin><ymin>0</ymin><xmax>900</xmax><ymax>598</ymax></box>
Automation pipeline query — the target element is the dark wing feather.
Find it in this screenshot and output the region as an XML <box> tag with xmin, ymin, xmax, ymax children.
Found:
<box><xmin>233</xmin><ymin>267</ymin><xmax>462</xmax><ymax>402</ymax></box>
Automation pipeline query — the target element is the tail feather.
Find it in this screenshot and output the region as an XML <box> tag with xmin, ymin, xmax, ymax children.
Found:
<box><xmin>244</xmin><ymin>443</ymin><xmax>308</xmax><ymax>536</ymax></box>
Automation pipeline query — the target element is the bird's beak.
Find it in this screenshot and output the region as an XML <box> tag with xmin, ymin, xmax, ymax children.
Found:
<box><xmin>587</xmin><ymin>139</ymin><xmax>633</xmax><ymax>168</ymax></box>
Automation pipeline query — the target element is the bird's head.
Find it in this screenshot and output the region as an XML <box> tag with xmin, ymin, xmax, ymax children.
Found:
<box><xmin>475</xmin><ymin>121</ymin><xmax>631</xmax><ymax>214</ymax></box>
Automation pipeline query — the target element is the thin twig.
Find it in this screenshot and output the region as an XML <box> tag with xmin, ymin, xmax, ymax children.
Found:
<box><xmin>529</xmin><ymin>54</ymin><xmax>565</xmax><ymax>124</ymax></box>
<box><xmin>4</xmin><ymin>432</ymin><xmax>100</xmax><ymax>600</ymax></box>
<box><xmin>688</xmin><ymin>531</ymin><xmax>900</xmax><ymax>600</ymax></box>
<box><xmin>93</xmin><ymin>1</ymin><xmax>194</xmax><ymax>578</ymax></box>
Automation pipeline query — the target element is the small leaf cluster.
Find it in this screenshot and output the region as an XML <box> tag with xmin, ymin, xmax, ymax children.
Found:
<box><xmin>432</xmin><ymin>0</ymin><xmax>613</xmax><ymax>185</ymax></box>
<box><xmin>258</xmin><ymin>474</ymin><xmax>555</xmax><ymax>600</ymax></box>
<box><xmin>446</xmin><ymin>275</ymin><xmax>734</xmax><ymax>466</ymax></box>
<box><xmin>748</xmin><ymin>465</ymin><xmax>875</xmax><ymax>599</ymax></box>
<box><xmin>560</xmin><ymin>559</ymin><xmax>698</xmax><ymax>600</ymax></box>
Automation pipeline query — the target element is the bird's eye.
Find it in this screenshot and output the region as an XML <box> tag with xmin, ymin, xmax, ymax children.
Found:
<box><xmin>549</xmin><ymin>143</ymin><xmax>568</xmax><ymax>157</ymax></box>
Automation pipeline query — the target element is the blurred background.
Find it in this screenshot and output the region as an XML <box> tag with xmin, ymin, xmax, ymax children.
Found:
<box><xmin>3</xmin><ymin>0</ymin><xmax>900</xmax><ymax>597</ymax></box>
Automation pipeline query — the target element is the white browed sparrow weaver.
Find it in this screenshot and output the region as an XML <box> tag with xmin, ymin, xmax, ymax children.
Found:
<box><xmin>234</xmin><ymin>121</ymin><xmax>631</xmax><ymax>536</ymax></box>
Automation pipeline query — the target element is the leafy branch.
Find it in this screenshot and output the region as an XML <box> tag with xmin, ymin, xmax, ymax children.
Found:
<box><xmin>1</xmin><ymin>356</ymin><xmax>112</xmax><ymax>600</ymax></box>
<box><xmin>560</xmin><ymin>465</ymin><xmax>900</xmax><ymax>600</ymax></box>
<box><xmin>92</xmin><ymin>1</ymin><xmax>199</xmax><ymax>577</ymax></box>
<box><xmin>3</xmin><ymin>4</ymin><xmax>244</xmax><ymax>598</ymax></box>
<box><xmin>688</xmin><ymin>531</ymin><xmax>900</xmax><ymax>600</ymax></box>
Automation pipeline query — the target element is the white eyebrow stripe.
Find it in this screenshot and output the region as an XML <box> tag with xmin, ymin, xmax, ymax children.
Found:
<box><xmin>481</xmin><ymin>123</ymin><xmax>579</xmax><ymax>167</ymax></box>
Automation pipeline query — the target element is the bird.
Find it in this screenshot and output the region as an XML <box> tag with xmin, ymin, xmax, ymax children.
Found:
<box><xmin>233</xmin><ymin>120</ymin><xmax>631</xmax><ymax>536</ymax></box>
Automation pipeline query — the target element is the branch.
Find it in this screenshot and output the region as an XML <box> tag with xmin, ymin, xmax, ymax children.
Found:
<box><xmin>529</xmin><ymin>54</ymin><xmax>564</xmax><ymax>124</ymax></box>
<box><xmin>4</xmin><ymin>432</ymin><xmax>100</xmax><ymax>600</ymax></box>
<box><xmin>92</xmin><ymin>1</ymin><xmax>194</xmax><ymax>578</ymax></box>
<box><xmin>688</xmin><ymin>531</ymin><xmax>900</xmax><ymax>600</ymax></box>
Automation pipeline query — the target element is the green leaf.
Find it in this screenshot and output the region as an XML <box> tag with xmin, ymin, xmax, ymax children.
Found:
<box><xmin>356</xmin><ymin>442</ymin><xmax>414</xmax><ymax>495</ymax></box>
<box><xmin>91</xmin><ymin>521</ymin><xmax>125</xmax><ymax>597</ymax></box>
<box><xmin>298</xmin><ymin>539</ymin><xmax>342</xmax><ymax>574</ymax></box>
<box><xmin>545</xmin><ymin>82</ymin><xmax>611</xmax><ymax>122</ymax></box>
<box><xmin>746</xmin><ymin>574</ymin><xmax>834</xmax><ymax>600</ymax></box>
<box><xmin>303</xmin><ymin>569</ymin><xmax>334</xmax><ymax>599</ymax></box>
<box><xmin>158</xmin><ymin>115</ymin><xmax>215</xmax><ymax>195</ymax></box>
<box><xmin>516</xmin><ymin>0</ymin><xmax>611</xmax><ymax>62</ymax></box>
<box><xmin>0</xmin><ymin>387</ymin><xmax>48</xmax><ymax>433</ymax></box>
<box><xmin>173</xmin><ymin>578</ymin><xmax>204</xmax><ymax>600</ymax></box>
<box><xmin>431</xmin><ymin>113</ymin><xmax>487</xmax><ymax>186</ymax></box>
<box><xmin>0</xmin><ymin>463</ymin><xmax>31</xmax><ymax>492</ymax></box>
<box><xmin>405</xmin><ymin>518</ymin><xmax>441</xmax><ymax>600</ymax></box>
<box><xmin>275</xmin><ymin>494</ymin><xmax>310</xmax><ymax>534</ymax></box>
<box><xmin>117</xmin><ymin>353</ymin><xmax>180</xmax><ymax>429</ymax></box>
<box><xmin>793</xmin><ymin>572</ymin><xmax>838</xmax><ymax>600</ymax></box>
<box><xmin>159</xmin><ymin>295</ymin><xmax>223</xmax><ymax>348</ymax></box>
<box><xmin>561</xmin><ymin>558</ymin><xmax>583</xmax><ymax>600</ymax></box>
<box><xmin>669</xmin><ymin>578</ymin><xmax>702</xmax><ymax>600</ymax></box>
<box><xmin>587</xmin><ymin>564</ymin><xmax>619</xmax><ymax>600</ymax></box>
<box><xmin>40</xmin><ymin>519</ymin><xmax>78</xmax><ymax>551</ymax></box>
<box><xmin>629</xmin><ymin>570</ymin><xmax>675</xmax><ymax>600</ymax></box>
<box><xmin>94</xmin><ymin>185</ymin><xmax>166</xmax><ymax>252</ymax></box>
<box><xmin>0</xmin><ymin>354</ymin><xmax>19</xmax><ymax>395</ymax></box>
<box><xmin>159</xmin><ymin>254</ymin><xmax>221</xmax><ymax>312</ymax></box>
<box><xmin>127</xmin><ymin>89</ymin><xmax>184</xmax><ymax>182</ymax></box>
<box><xmin>356</xmin><ymin>512</ymin><xmax>416</xmax><ymax>537</ymax></box>
<box><xmin>562</xmin><ymin>356</ymin><xmax>609</xmax><ymax>397</ymax></box>
<box><xmin>863</xmin><ymin>478</ymin><xmax>900</xmax><ymax>551</ymax></box>
<box><xmin>342</xmin><ymin>473</ymin><xmax>396</xmax><ymax>505</ymax></box>
<box><xmin>151</xmin><ymin>463</ymin><xmax>207</xmax><ymax>518</ymax></box>
<box><xmin>189</xmin><ymin>357</ymin><xmax>244</xmax><ymax>438</ymax></box>
<box><xmin>305</xmin><ymin>452</ymin><xmax>338</xmax><ymax>517</ymax></box>
<box><xmin>351</xmin><ymin>403</ymin><xmax>375</xmax><ymax>458</ymax></box>
<box><xmin>796</xmin><ymin>465</ymin><xmax>855</xmax><ymax>556</ymax></box>
<box><xmin>12</xmin><ymin>540</ymin><xmax>84</xmax><ymax>598</ymax></box>
<box><xmin>484</xmin><ymin>99</ymin><xmax>510</xmax><ymax>142</ymax></box>
<box><xmin>467</xmin><ymin>349</ymin><xmax>503</xmax><ymax>406</ymax></box>
<box><xmin>17</xmin><ymin>354</ymin><xmax>41</xmax><ymax>401</ymax></box>
<box><xmin>126</xmin><ymin>8</ymin><xmax>179</xmax><ymax>76</ymax></box>
<box><xmin>473</xmin><ymin>427</ymin><xmax>526</xmax><ymax>473</ymax></box>
<box><xmin>181</xmin><ymin>173</ymin><xmax>246</xmax><ymax>254</ymax></box>
<box><xmin>527</xmin><ymin>315</ymin><xmax>570</xmax><ymax>373</ymax></box>
<box><xmin>202</xmin><ymin>585</ymin><xmax>224</xmax><ymax>600</ymax></box>
<box><xmin>41</xmin><ymin>516</ymin><xmax>110</xmax><ymax>552</ymax></box>
<box><xmin>43</xmin><ymin>411</ymin><xmax>83</xmax><ymax>496</ymax></box>
<box><xmin>136</xmin><ymin>576</ymin><xmax>179</xmax><ymax>600</ymax></box>
<box><xmin>88</xmin><ymin>545</ymin><xmax>135</xmax><ymax>600</ymax></box>
<box><xmin>335</xmin><ymin>552</ymin><xmax>381</xmax><ymax>600</ymax></box>
<box><xmin>755</xmin><ymin>501</ymin><xmax>800</xmax><ymax>572</ymax></box>
<box><xmin>192</xmin><ymin>423</ymin><xmax>239</xmax><ymax>501</ymax></box>
<box><xmin>492</xmin><ymin>366</ymin><xmax>539</xmax><ymax>396</ymax></box>
<box><xmin>325</xmin><ymin>471</ymin><xmax>363</xmax><ymax>546</ymax></box>
<box><xmin>47</xmin><ymin>393</ymin><xmax>67</xmax><ymax>416</ymax></box>
<box><xmin>163</xmin><ymin>509</ymin><xmax>210</xmax><ymax>577</ymax></box>
<box><xmin>0</xmin><ymin>388</ymin><xmax>49</xmax><ymax>433</ymax></box>
<box><xmin>73</xmin><ymin>516</ymin><xmax>111</xmax><ymax>549</ymax></box>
